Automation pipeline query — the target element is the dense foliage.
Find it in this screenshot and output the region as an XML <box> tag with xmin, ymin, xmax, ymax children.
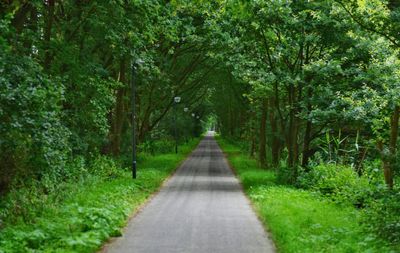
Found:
<box><xmin>217</xmin><ymin>137</ymin><xmax>396</xmax><ymax>252</ymax></box>
<box><xmin>0</xmin><ymin>0</ymin><xmax>210</xmax><ymax>194</ymax></box>
<box><xmin>1</xmin><ymin>0</ymin><xmax>400</xmax><ymax>251</ymax></box>
<box><xmin>0</xmin><ymin>139</ymin><xmax>199</xmax><ymax>252</ymax></box>
<box><xmin>206</xmin><ymin>1</ymin><xmax>400</xmax><ymax>247</ymax></box>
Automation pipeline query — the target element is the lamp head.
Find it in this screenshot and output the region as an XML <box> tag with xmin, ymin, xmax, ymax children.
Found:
<box><xmin>174</xmin><ymin>96</ymin><xmax>181</xmax><ymax>103</ymax></box>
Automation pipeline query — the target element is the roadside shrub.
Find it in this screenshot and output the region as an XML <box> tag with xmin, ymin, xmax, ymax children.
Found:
<box><xmin>139</xmin><ymin>139</ymin><xmax>174</xmax><ymax>154</ymax></box>
<box><xmin>0</xmin><ymin>48</ymin><xmax>69</xmax><ymax>193</ymax></box>
<box><xmin>63</xmin><ymin>156</ymin><xmax>87</xmax><ymax>181</ymax></box>
<box><xmin>362</xmin><ymin>189</ymin><xmax>400</xmax><ymax>246</ymax></box>
<box><xmin>276</xmin><ymin>159</ymin><xmax>298</xmax><ymax>185</ymax></box>
<box><xmin>0</xmin><ymin>155</ymin><xmax>124</xmax><ymax>227</ymax></box>
<box><xmin>62</xmin><ymin>76</ymin><xmax>115</xmax><ymax>155</ymax></box>
<box><xmin>88</xmin><ymin>156</ymin><xmax>124</xmax><ymax>179</ymax></box>
<box><xmin>296</xmin><ymin>163</ymin><xmax>371</xmax><ymax>206</ymax></box>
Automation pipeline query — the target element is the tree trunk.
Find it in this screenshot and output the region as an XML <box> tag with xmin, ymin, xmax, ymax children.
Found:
<box><xmin>250</xmin><ymin>136</ymin><xmax>256</xmax><ymax>158</ymax></box>
<box><xmin>378</xmin><ymin>105</ymin><xmax>399</xmax><ymax>189</ymax></box>
<box><xmin>44</xmin><ymin>0</ymin><xmax>55</xmax><ymax>69</ymax></box>
<box><xmin>249</xmin><ymin>116</ymin><xmax>256</xmax><ymax>157</ymax></box>
<box><xmin>287</xmin><ymin>84</ymin><xmax>295</xmax><ymax>168</ymax></box>
<box><xmin>389</xmin><ymin>106</ymin><xmax>399</xmax><ymax>155</ymax></box>
<box><xmin>138</xmin><ymin>117</ymin><xmax>150</xmax><ymax>144</ymax></box>
<box><xmin>259</xmin><ymin>99</ymin><xmax>268</xmax><ymax>168</ymax></box>
<box><xmin>11</xmin><ymin>3</ymin><xmax>33</xmax><ymax>33</ymax></box>
<box><xmin>269</xmin><ymin>98</ymin><xmax>280</xmax><ymax>167</ymax></box>
<box><xmin>111</xmin><ymin>59</ymin><xmax>127</xmax><ymax>155</ymax></box>
<box><xmin>387</xmin><ymin>105</ymin><xmax>399</xmax><ymax>189</ymax></box>
<box><xmin>301</xmin><ymin>88</ymin><xmax>313</xmax><ymax>168</ymax></box>
<box><xmin>355</xmin><ymin>146</ymin><xmax>367</xmax><ymax>176</ymax></box>
<box><xmin>302</xmin><ymin>120</ymin><xmax>312</xmax><ymax>168</ymax></box>
<box><xmin>293</xmin><ymin>85</ymin><xmax>302</xmax><ymax>167</ymax></box>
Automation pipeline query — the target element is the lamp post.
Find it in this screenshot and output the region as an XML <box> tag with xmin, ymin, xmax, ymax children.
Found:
<box><xmin>131</xmin><ymin>58</ymin><xmax>144</xmax><ymax>179</ymax></box>
<box><xmin>183</xmin><ymin>108</ymin><xmax>189</xmax><ymax>142</ymax></box>
<box><xmin>174</xmin><ymin>96</ymin><xmax>181</xmax><ymax>154</ymax></box>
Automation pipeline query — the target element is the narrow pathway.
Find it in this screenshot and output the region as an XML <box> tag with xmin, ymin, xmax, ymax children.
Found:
<box><xmin>103</xmin><ymin>133</ymin><xmax>275</xmax><ymax>253</ymax></box>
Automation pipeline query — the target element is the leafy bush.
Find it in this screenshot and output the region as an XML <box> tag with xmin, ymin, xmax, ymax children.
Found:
<box><xmin>0</xmin><ymin>47</ymin><xmax>69</xmax><ymax>193</ymax></box>
<box><xmin>0</xmin><ymin>138</ymin><xmax>199</xmax><ymax>252</ymax></box>
<box><xmin>362</xmin><ymin>189</ymin><xmax>400</xmax><ymax>246</ymax></box>
<box><xmin>218</xmin><ymin>137</ymin><xmax>394</xmax><ymax>252</ymax></box>
<box><xmin>139</xmin><ymin>139</ymin><xmax>175</xmax><ymax>154</ymax></box>
<box><xmin>296</xmin><ymin>163</ymin><xmax>372</xmax><ymax>206</ymax></box>
<box><xmin>88</xmin><ymin>156</ymin><xmax>125</xmax><ymax>179</ymax></box>
<box><xmin>62</xmin><ymin>76</ymin><xmax>115</xmax><ymax>155</ymax></box>
<box><xmin>0</xmin><ymin>155</ymin><xmax>124</xmax><ymax>229</ymax></box>
<box><xmin>276</xmin><ymin>159</ymin><xmax>298</xmax><ymax>185</ymax></box>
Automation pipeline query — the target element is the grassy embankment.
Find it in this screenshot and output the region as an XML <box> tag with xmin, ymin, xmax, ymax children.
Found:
<box><xmin>0</xmin><ymin>139</ymin><xmax>200</xmax><ymax>253</ymax></box>
<box><xmin>216</xmin><ymin>137</ymin><xmax>393</xmax><ymax>253</ymax></box>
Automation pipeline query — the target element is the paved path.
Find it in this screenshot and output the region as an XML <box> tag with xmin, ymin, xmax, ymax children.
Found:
<box><xmin>103</xmin><ymin>133</ymin><xmax>275</xmax><ymax>253</ymax></box>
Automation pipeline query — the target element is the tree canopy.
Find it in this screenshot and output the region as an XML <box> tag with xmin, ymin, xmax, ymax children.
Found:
<box><xmin>1</xmin><ymin>0</ymin><xmax>400</xmax><ymax>249</ymax></box>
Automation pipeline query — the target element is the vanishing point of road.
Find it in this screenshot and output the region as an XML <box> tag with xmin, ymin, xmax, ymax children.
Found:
<box><xmin>103</xmin><ymin>133</ymin><xmax>275</xmax><ymax>253</ymax></box>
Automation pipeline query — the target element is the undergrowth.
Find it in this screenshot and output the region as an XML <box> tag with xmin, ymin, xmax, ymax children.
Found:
<box><xmin>0</xmin><ymin>139</ymin><xmax>200</xmax><ymax>253</ymax></box>
<box><xmin>216</xmin><ymin>137</ymin><xmax>395</xmax><ymax>253</ymax></box>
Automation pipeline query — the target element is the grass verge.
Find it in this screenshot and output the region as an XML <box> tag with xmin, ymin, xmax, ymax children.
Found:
<box><xmin>216</xmin><ymin>137</ymin><xmax>393</xmax><ymax>253</ymax></box>
<box><xmin>0</xmin><ymin>139</ymin><xmax>200</xmax><ymax>253</ymax></box>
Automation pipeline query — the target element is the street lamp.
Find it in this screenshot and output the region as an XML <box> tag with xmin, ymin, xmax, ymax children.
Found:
<box><xmin>174</xmin><ymin>96</ymin><xmax>181</xmax><ymax>154</ymax></box>
<box><xmin>183</xmin><ymin>107</ymin><xmax>189</xmax><ymax>142</ymax></box>
<box><xmin>131</xmin><ymin>58</ymin><xmax>144</xmax><ymax>179</ymax></box>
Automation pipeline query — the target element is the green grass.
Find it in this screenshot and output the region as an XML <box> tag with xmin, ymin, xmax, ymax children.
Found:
<box><xmin>216</xmin><ymin>137</ymin><xmax>393</xmax><ymax>253</ymax></box>
<box><xmin>0</xmin><ymin>139</ymin><xmax>200</xmax><ymax>253</ymax></box>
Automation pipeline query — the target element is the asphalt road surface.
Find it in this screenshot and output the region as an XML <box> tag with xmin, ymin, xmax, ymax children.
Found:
<box><xmin>103</xmin><ymin>132</ymin><xmax>275</xmax><ymax>253</ymax></box>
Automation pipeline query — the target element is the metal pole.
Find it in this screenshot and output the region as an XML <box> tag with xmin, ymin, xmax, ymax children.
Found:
<box><xmin>174</xmin><ymin>101</ymin><xmax>178</xmax><ymax>154</ymax></box>
<box><xmin>131</xmin><ymin>63</ymin><xmax>137</xmax><ymax>179</ymax></box>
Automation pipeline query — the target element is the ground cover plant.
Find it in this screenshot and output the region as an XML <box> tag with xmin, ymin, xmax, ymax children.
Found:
<box><xmin>216</xmin><ymin>137</ymin><xmax>398</xmax><ymax>253</ymax></box>
<box><xmin>0</xmin><ymin>139</ymin><xmax>199</xmax><ymax>253</ymax></box>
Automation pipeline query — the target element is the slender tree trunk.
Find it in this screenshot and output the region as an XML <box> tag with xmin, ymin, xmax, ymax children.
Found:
<box><xmin>250</xmin><ymin>136</ymin><xmax>256</xmax><ymax>158</ymax></box>
<box><xmin>138</xmin><ymin>118</ymin><xmax>150</xmax><ymax>144</ymax></box>
<box><xmin>293</xmin><ymin>86</ymin><xmax>302</xmax><ymax>168</ymax></box>
<box><xmin>11</xmin><ymin>3</ymin><xmax>33</xmax><ymax>33</ymax></box>
<box><xmin>19</xmin><ymin>7</ymin><xmax>37</xmax><ymax>51</ymax></box>
<box><xmin>269</xmin><ymin>98</ymin><xmax>280</xmax><ymax>167</ymax></box>
<box><xmin>355</xmin><ymin>146</ymin><xmax>367</xmax><ymax>176</ymax></box>
<box><xmin>44</xmin><ymin>0</ymin><xmax>55</xmax><ymax>69</ymax></box>
<box><xmin>302</xmin><ymin>88</ymin><xmax>313</xmax><ymax>168</ymax></box>
<box><xmin>249</xmin><ymin>115</ymin><xmax>256</xmax><ymax>158</ymax></box>
<box><xmin>302</xmin><ymin>120</ymin><xmax>312</xmax><ymax>167</ymax></box>
<box><xmin>378</xmin><ymin>105</ymin><xmax>399</xmax><ymax>189</ymax></box>
<box><xmin>287</xmin><ymin>84</ymin><xmax>295</xmax><ymax>168</ymax></box>
<box><xmin>293</xmin><ymin>116</ymin><xmax>299</xmax><ymax>167</ymax></box>
<box><xmin>259</xmin><ymin>99</ymin><xmax>268</xmax><ymax>168</ymax></box>
<box><xmin>111</xmin><ymin>59</ymin><xmax>127</xmax><ymax>155</ymax></box>
<box><xmin>389</xmin><ymin>105</ymin><xmax>399</xmax><ymax>155</ymax></box>
<box><xmin>387</xmin><ymin>105</ymin><xmax>399</xmax><ymax>188</ymax></box>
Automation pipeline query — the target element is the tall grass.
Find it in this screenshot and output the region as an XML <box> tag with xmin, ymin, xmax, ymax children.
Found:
<box><xmin>0</xmin><ymin>138</ymin><xmax>200</xmax><ymax>253</ymax></box>
<box><xmin>216</xmin><ymin>137</ymin><xmax>392</xmax><ymax>253</ymax></box>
